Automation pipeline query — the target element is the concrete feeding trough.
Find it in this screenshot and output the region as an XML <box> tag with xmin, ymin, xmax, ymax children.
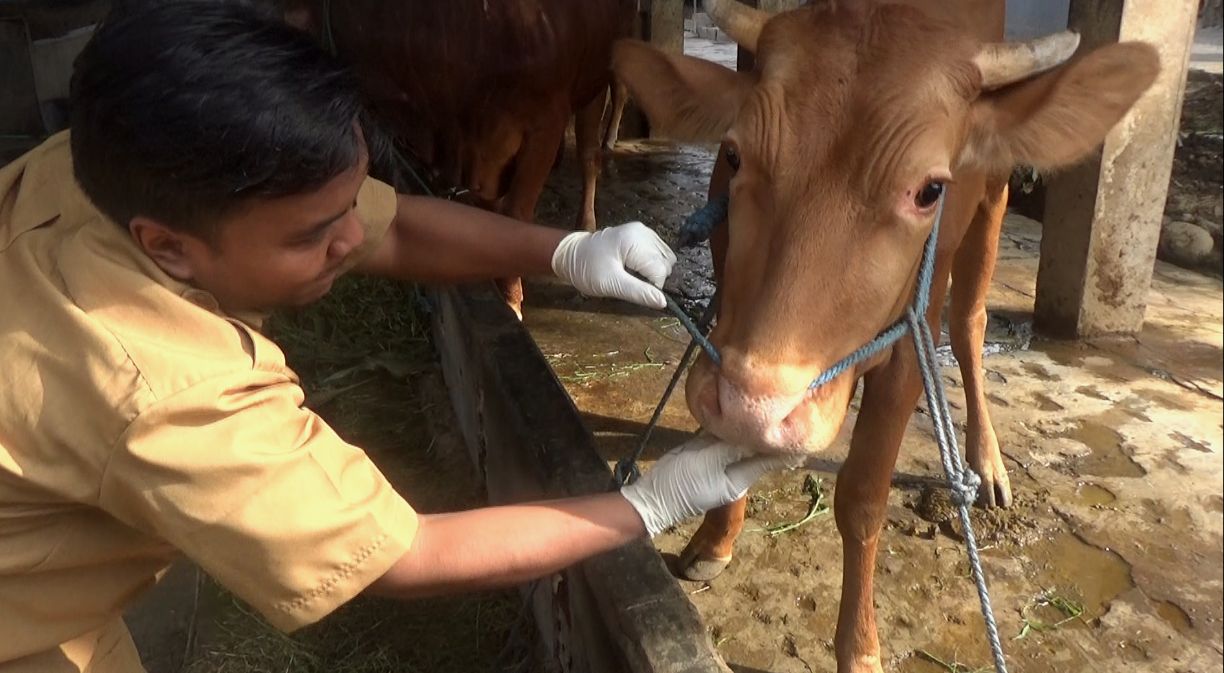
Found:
<box><xmin>429</xmin><ymin>282</ymin><xmax>732</xmax><ymax>673</ymax></box>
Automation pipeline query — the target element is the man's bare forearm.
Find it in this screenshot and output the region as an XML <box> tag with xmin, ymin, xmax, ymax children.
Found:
<box><xmin>358</xmin><ymin>194</ymin><xmax>567</xmax><ymax>283</ymax></box>
<box><xmin>366</xmin><ymin>493</ymin><xmax>645</xmax><ymax>600</ymax></box>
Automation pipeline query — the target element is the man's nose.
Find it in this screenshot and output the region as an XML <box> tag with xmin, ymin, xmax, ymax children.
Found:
<box><xmin>329</xmin><ymin>212</ymin><xmax>364</xmax><ymax>260</ymax></box>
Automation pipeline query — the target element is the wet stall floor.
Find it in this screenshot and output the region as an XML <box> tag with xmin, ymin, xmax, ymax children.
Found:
<box><xmin>524</xmin><ymin>137</ymin><xmax>1224</xmax><ymax>673</ymax></box>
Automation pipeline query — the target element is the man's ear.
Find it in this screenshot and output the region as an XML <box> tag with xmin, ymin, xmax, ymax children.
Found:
<box><xmin>612</xmin><ymin>39</ymin><xmax>754</xmax><ymax>142</ymax></box>
<box><xmin>129</xmin><ymin>217</ymin><xmax>196</xmax><ymax>281</ymax></box>
<box><xmin>959</xmin><ymin>41</ymin><xmax>1161</xmax><ymax>174</ymax></box>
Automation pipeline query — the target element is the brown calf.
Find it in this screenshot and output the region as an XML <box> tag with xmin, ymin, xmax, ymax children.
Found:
<box><xmin>613</xmin><ymin>1</ymin><xmax>1159</xmax><ymax>671</ymax></box>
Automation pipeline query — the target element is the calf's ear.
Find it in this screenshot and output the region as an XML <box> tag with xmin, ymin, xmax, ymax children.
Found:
<box><xmin>612</xmin><ymin>39</ymin><xmax>754</xmax><ymax>142</ymax></box>
<box><xmin>959</xmin><ymin>41</ymin><xmax>1160</xmax><ymax>174</ymax></box>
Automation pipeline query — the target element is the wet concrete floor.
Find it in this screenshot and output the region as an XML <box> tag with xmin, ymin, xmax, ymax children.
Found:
<box><xmin>526</xmin><ymin>137</ymin><xmax>1224</xmax><ymax>673</ymax></box>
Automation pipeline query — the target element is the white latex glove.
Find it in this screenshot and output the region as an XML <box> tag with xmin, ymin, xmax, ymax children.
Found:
<box><xmin>620</xmin><ymin>435</ymin><xmax>798</xmax><ymax>537</ymax></box>
<box><xmin>550</xmin><ymin>221</ymin><xmax>677</xmax><ymax>310</ymax></box>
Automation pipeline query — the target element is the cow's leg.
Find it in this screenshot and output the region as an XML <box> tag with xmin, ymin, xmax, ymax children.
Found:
<box><xmin>676</xmin><ymin>496</ymin><xmax>746</xmax><ymax>581</ymax></box>
<box><xmin>834</xmin><ymin>267</ymin><xmax>952</xmax><ymax>673</ymax></box>
<box><xmin>498</xmin><ymin>111</ymin><xmax>568</xmax><ymax>319</ymax></box>
<box><xmin>574</xmin><ymin>88</ymin><xmax>609</xmax><ymax>232</ymax></box>
<box><xmin>675</xmin><ymin>151</ymin><xmax>740</xmax><ymax>582</ymax></box>
<box><xmin>950</xmin><ymin>180</ymin><xmax>1012</xmax><ymax>508</ymax></box>
<box><xmin>602</xmin><ymin>80</ymin><xmax>629</xmax><ymax>150</ymax></box>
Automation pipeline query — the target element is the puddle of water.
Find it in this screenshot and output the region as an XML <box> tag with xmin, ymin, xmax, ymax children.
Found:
<box><xmin>1138</xmin><ymin>387</ymin><xmax>1195</xmax><ymax>411</ymax></box>
<box><xmin>1155</xmin><ymin>600</ymin><xmax>1193</xmax><ymax>633</ymax></box>
<box><xmin>1076</xmin><ymin>385</ymin><xmax>1111</xmax><ymax>401</ymax></box>
<box><xmin>1074</xmin><ymin>482</ymin><xmax>1118</xmax><ymax>507</ymax></box>
<box><xmin>1041</xmin><ymin>343</ymin><xmax>1090</xmax><ymax>369</ymax></box>
<box><xmin>1030</xmin><ymin>532</ymin><xmax>1135</xmax><ymax>619</ymax></box>
<box><xmin>1056</xmin><ymin>419</ymin><xmax>1147</xmax><ymax>478</ymax></box>
<box><xmin>1032</xmin><ymin>392</ymin><xmax>1065</xmax><ymax>412</ymax></box>
<box><xmin>1041</xmin><ymin>342</ymin><xmax>1134</xmax><ymax>384</ymax></box>
<box><xmin>717</xmin><ymin>638</ymin><xmax>776</xmax><ymax>671</ymax></box>
<box><xmin>987</xmin><ymin>392</ymin><xmax>1011</xmax><ymax>408</ymax></box>
<box><xmin>1171</xmin><ymin>431</ymin><xmax>1213</xmax><ymax>453</ymax></box>
<box><xmin>1021</xmin><ymin>361</ymin><xmax>1060</xmax><ymax>382</ymax></box>
<box><xmin>1142</xmin><ymin>498</ymin><xmax>1197</xmax><ymax>531</ymax></box>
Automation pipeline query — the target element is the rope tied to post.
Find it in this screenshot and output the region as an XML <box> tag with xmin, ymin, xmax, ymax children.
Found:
<box><xmin>624</xmin><ymin>194</ymin><xmax>1008</xmax><ymax>673</ymax></box>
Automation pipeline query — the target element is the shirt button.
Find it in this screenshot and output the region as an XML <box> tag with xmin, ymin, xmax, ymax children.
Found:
<box><xmin>183</xmin><ymin>289</ymin><xmax>220</xmax><ymax>312</ymax></box>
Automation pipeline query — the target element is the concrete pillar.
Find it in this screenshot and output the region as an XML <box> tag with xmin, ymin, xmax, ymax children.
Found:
<box><xmin>645</xmin><ymin>0</ymin><xmax>685</xmax><ymax>56</ymax></box>
<box><xmin>1033</xmin><ymin>0</ymin><xmax>1198</xmax><ymax>338</ymax></box>
<box><xmin>619</xmin><ymin>0</ymin><xmax>686</xmax><ymax>139</ymax></box>
<box><xmin>735</xmin><ymin>0</ymin><xmax>804</xmax><ymax>72</ymax></box>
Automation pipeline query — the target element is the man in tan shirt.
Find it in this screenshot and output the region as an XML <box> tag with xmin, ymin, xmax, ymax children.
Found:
<box><xmin>0</xmin><ymin>2</ymin><xmax>789</xmax><ymax>671</ymax></box>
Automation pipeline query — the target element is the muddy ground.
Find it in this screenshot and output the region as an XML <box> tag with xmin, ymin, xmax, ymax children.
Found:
<box><xmin>526</xmin><ymin>125</ymin><xmax>1224</xmax><ymax>672</ymax></box>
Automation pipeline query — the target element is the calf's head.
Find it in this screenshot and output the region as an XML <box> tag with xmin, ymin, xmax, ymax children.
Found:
<box><xmin>613</xmin><ymin>0</ymin><xmax>1158</xmax><ymax>454</ymax></box>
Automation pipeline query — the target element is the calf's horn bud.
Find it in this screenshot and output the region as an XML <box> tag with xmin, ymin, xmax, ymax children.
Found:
<box><xmin>975</xmin><ymin>31</ymin><xmax>1082</xmax><ymax>89</ymax></box>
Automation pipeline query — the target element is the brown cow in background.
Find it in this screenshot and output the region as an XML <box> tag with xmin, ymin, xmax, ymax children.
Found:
<box><xmin>281</xmin><ymin>0</ymin><xmax>636</xmax><ymax>316</ymax></box>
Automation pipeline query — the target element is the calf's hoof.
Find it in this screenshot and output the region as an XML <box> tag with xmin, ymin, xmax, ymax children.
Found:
<box><xmin>977</xmin><ymin>470</ymin><xmax>1013</xmax><ymax>509</ymax></box>
<box><xmin>676</xmin><ymin>543</ymin><xmax>732</xmax><ymax>582</ymax></box>
<box><xmin>837</xmin><ymin>655</ymin><xmax>885</xmax><ymax>673</ymax></box>
<box><xmin>968</xmin><ymin>447</ymin><xmax>1013</xmax><ymax>509</ymax></box>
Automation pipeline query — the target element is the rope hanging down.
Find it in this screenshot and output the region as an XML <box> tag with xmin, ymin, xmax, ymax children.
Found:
<box><xmin>622</xmin><ymin>195</ymin><xmax>1009</xmax><ymax>673</ymax></box>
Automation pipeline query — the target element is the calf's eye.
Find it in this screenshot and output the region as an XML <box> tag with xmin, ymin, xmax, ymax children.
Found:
<box><xmin>915</xmin><ymin>181</ymin><xmax>945</xmax><ymax>210</ymax></box>
<box><xmin>724</xmin><ymin>146</ymin><xmax>741</xmax><ymax>172</ymax></box>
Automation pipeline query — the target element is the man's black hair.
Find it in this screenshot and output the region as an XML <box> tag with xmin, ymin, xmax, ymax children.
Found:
<box><xmin>69</xmin><ymin>0</ymin><xmax>365</xmax><ymax>235</ymax></box>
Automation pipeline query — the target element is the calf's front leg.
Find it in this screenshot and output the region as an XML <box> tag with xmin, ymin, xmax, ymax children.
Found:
<box><xmin>835</xmin><ymin>264</ymin><xmax>951</xmax><ymax>673</ymax></box>
<box><xmin>950</xmin><ymin>180</ymin><xmax>1012</xmax><ymax>508</ymax></box>
<box><xmin>834</xmin><ymin>355</ymin><xmax>924</xmax><ymax>673</ymax></box>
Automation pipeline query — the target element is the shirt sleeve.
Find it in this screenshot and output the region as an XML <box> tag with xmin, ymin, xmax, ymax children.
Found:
<box><xmin>338</xmin><ymin>176</ymin><xmax>399</xmax><ymax>275</ymax></box>
<box><xmin>98</xmin><ymin>368</ymin><xmax>418</xmax><ymax>632</ymax></box>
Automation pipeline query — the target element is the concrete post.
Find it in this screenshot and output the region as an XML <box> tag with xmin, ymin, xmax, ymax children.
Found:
<box><xmin>618</xmin><ymin>0</ymin><xmax>686</xmax><ymax>139</ymax></box>
<box><xmin>1033</xmin><ymin>0</ymin><xmax>1198</xmax><ymax>338</ymax></box>
<box><xmin>735</xmin><ymin>0</ymin><xmax>804</xmax><ymax>72</ymax></box>
<box><xmin>646</xmin><ymin>0</ymin><xmax>685</xmax><ymax>56</ymax></box>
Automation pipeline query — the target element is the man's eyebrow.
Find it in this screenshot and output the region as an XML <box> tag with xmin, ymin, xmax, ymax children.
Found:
<box><xmin>301</xmin><ymin>205</ymin><xmax>350</xmax><ymax>235</ymax></box>
<box><xmin>295</xmin><ymin>156</ymin><xmax>367</xmax><ymax>238</ymax></box>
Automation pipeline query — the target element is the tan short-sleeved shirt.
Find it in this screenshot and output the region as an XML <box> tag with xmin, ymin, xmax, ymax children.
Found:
<box><xmin>0</xmin><ymin>132</ymin><xmax>419</xmax><ymax>672</ymax></box>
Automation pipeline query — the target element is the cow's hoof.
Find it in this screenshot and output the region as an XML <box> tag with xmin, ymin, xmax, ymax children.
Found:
<box><xmin>977</xmin><ymin>473</ymin><xmax>1013</xmax><ymax>509</ymax></box>
<box><xmin>677</xmin><ymin>545</ymin><xmax>732</xmax><ymax>582</ymax></box>
<box><xmin>969</xmin><ymin>448</ymin><xmax>1013</xmax><ymax>509</ymax></box>
<box><xmin>836</xmin><ymin>655</ymin><xmax>885</xmax><ymax>673</ymax></box>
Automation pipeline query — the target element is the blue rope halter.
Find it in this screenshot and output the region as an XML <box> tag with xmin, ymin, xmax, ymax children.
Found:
<box><xmin>665</xmin><ymin>194</ymin><xmax>946</xmax><ymax>392</ymax></box>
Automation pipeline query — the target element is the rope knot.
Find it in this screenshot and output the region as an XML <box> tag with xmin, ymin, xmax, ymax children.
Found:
<box><xmin>613</xmin><ymin>458</ymin><xmax>640</xmax><ymax>487</ymax></box>
<box><xmin>950</xmin><ymin>468</ymin><xmax>982</xmax><ymax>508</ymax></box>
